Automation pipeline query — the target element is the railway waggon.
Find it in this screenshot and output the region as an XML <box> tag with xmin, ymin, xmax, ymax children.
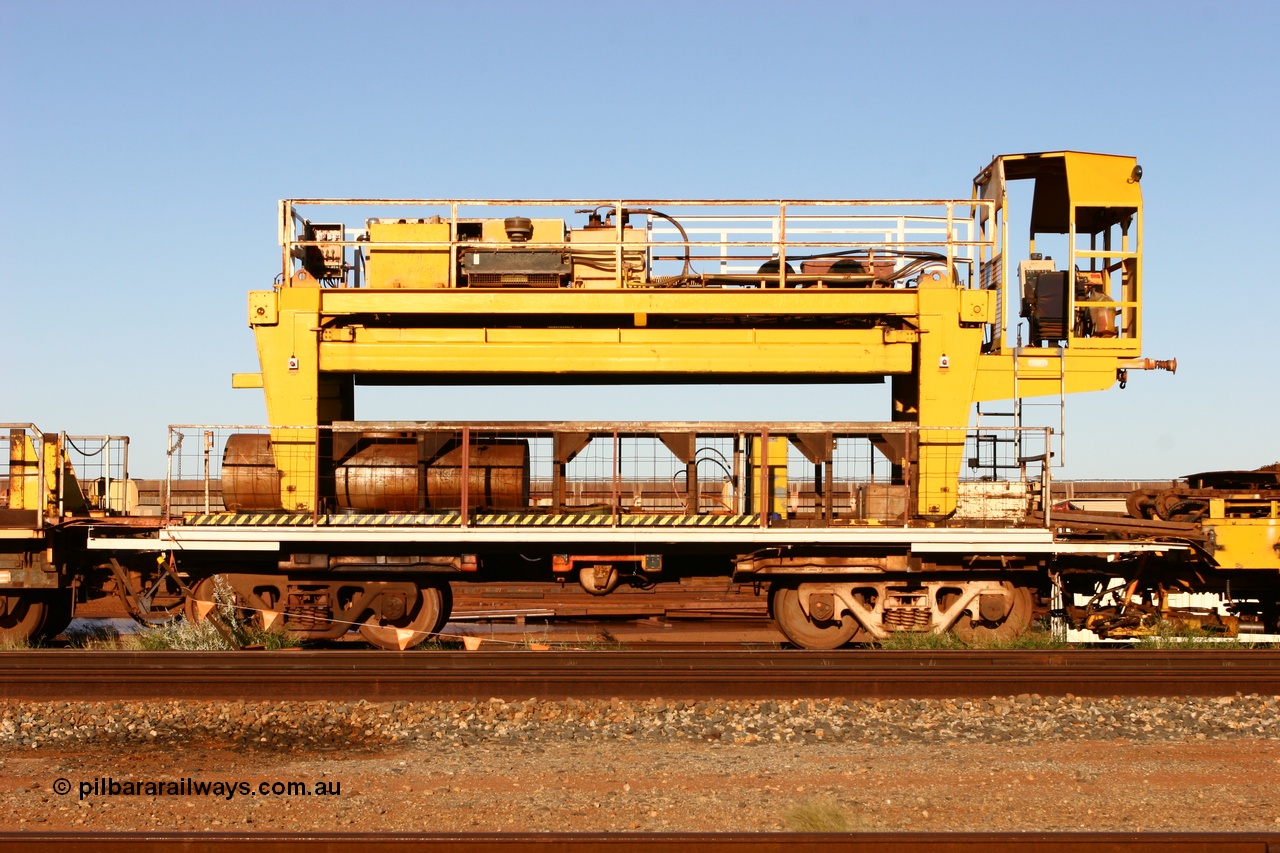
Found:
<box><xmin>3</xmin><ymin>151</ymin><xmax>1277</xmax><ymax>649</ymax></box>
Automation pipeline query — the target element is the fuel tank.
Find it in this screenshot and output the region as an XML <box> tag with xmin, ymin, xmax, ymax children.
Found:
<box><xmin>223</xmin><ymin>431</ymin><xmax>531</xmax><ymax>513</ymax></box>
<box><xmin>334</xmin><ymin>432</ymin><xmax>419</xmax><ymax>512</ymax></box>
<box><xmin>336</xmin><ymin>434</ymin><xmax>529</xmax><ymax>511</ymax></box>
<box><xmin>221</xmin><ymin>433</ymin><xmax>282</xmax><ymax>512</ymax></box>
<box><xmin>424</xmin><ymin>439</ymin><xmax>530</xmax><ymax>511</ymax></box>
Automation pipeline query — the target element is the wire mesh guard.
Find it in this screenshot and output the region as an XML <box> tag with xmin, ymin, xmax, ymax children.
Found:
<box><xmin>166</xmin><ymin>423</ymin><xmax>1052</xmax><ymax>527</ymax></box>
<box><xmin>63</xmin><ymin>434</ymin><xmax>131</xmax><ymax>514</ymax></box>
<box><xmin>1</xmin><ymin>426</ymin><xmax>132</xmax><ymax>519</ymax></box>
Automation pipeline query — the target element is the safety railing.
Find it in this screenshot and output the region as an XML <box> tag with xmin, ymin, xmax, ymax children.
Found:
<box><xmin>643</xmin><ymin>211</ymin><xmax>975</xmax><ymax>284</ymax></box>
<box><xmin>165</xmin><ymin>422</ymin><xmax>1053</xmax><ymax>528</ymax></box>
<box><xmin>62</xmin><ymin>434</ymin><xmax>131</xmax><ymax>515</ymax></box>
<box><xmin>277</xmin><ymin>198</ymin><xmax>997</xmax><ymax>291</ymax></box>
<box><xmin>0</xmin><ymin>427</ymin><xmax>132</xmax><ymax>524</ymax></box>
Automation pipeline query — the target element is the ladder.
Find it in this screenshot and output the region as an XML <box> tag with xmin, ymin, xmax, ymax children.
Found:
<box><xmin>974</xmin><ymin>345</ymin><xmax>1065</xmax><ymax>481</ymax></box>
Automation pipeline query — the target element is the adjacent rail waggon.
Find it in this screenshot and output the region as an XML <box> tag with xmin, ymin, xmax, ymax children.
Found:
<box><xmin>4</xmin><ymin>151</ymin><xmax>1276</xmax><ymax>648</ymax></box>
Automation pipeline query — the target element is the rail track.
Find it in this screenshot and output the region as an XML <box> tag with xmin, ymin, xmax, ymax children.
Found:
<box><xmin>1</xmin><ymin>649</ymin><xmax>1277</xmax><ymax>702</ymax></box>
<box><xmin>0</xmin><ymin>831</ymin><xmax>1274</xmax><ymax>851</ymax></box>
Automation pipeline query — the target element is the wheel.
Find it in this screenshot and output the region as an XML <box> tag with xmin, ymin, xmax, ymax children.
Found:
<box><xmin>183</xmin><ymin>575</ymin><xmax>280</xmax><ymax>631</ymax></box>
<box><xmin>431</xmin><ymin>582</ymin><xmax>453</xmax><ymax>635</ymax></box>
<box><xmin>0</xmin><ymin>594</ymin><xmax>49</xmax><ymax>645</ymax></box>
<box><xmin>113</xmin><ymin>561</ymin><xmax>185</xmax><ymax>627</ymax></box>
<box><xmin>359</xmin><ymin>583</ymin><xmax>448</xmax><ymax>650</ymax></box>
<box><xmin>184</xmin><ymin>575</ymin><xmax>244</xmax><ymax>625</ymax></box>
<box><xmin>183</xmin><ymin>576</ymin><xmax>216</xmax><ymax>624</ymax></box>
<box><xmin>35</xmin><ymin>590</ymin><xmax>74</xmax><ymax>641</ymax></box>
<box><xmin>579</xmin><ymin>564</ymin><xmax>620</xmax><ymax>596</ymax></box>
<box><xmin>128</xmin><ymin>595</ymin><xmax>186</xmax><ymax>627</ymax></box>
<box><xmin>951</xmin><ymin>584</ymin><xmax>1033</xmax><ymax>643</ymax></box>
<box><xmin>770</xmin><ymin>584</ymin><xmax>859</xmax><ymax>650</ymax></box>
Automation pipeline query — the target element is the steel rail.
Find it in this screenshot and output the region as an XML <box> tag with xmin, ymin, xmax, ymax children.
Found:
<box><xmin>0</xmin><ymin>831</ymin><xmax>1274</xmax><ymax>852</ymax></box>
<box><xmin>0</xmin><ymin>650</ymin><xmax>1277</xmax><ymax>702</ymax></box>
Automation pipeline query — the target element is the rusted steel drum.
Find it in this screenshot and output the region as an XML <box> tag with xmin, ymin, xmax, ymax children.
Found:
<box><xmin>426</xmin><ymin>440</ymin><xmax>529</xmax><ymax>510</ymax></box>
<box><xmin>335</xmin><ymin>434</ymin><xmax>419</xmax><ymax>512</ymax></box>
<box><xmin>221</xmin><ymin>433</ymin><xmax>282</xmax><ymax>511</ymax></box>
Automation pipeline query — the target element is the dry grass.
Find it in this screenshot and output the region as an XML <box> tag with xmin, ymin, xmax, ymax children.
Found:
<box><xmin>783</xmin><ymin>798</ymin><xmax>870</xmax><ymax>831</ymax></box>
<box><xmin>0</xmin><ymin>634</ymin><xmax>38</xmax><ymax>651</ymax></box>
<box><xmin>874</xmin><ymin>621</ymin><xmax>1066</xmax><ymax>650</ymax></box>
<box><xmin>1134</xmin><ymin>621</ymin><xmax>1270</xmax><ymax>650</ymax></box>
<box><xmin>63</xmin><ymin>624</ymin><xmax>127</xmax><ymax>650</ymax></box>
<box><xmin>130</xmin><ymin>578</ymin><xmax>299</xmax><ymax>651</ymax></box>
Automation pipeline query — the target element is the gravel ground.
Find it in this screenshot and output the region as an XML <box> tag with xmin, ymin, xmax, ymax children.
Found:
<box><xmin>1</xmin><ymin>694</ymin><xmax>1278</xmax><ymax>832</ymax></box>
<box><xmin>3</xmin><ymin>694</ymin><xmax>1279</xmax><ymax>749</ymax></box>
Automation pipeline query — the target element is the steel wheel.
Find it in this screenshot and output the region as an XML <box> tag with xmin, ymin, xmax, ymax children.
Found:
<box><xmin>0</xmin><ymin>594</ymin><xmax>49</xmax><ymax>645</ymax></box>
<box><xmin>579</xmin><ymin>564</ymin><xmax>620</xmax><ymax>596</ymax></box>
<box><xmin>184</xmin><ymin>575</ymin><xmax>246</xmax><ymax>626</ymax></box>
<box><xmin>36</xmin><ymin>590</ymin><xmax>74</xmax><ymax>641</ymax></box>
<box><xmin>770</xmin><ymin>584</ymin><xmax>858</xmax><ymax>650</ymax></box>
<box><xmin>430</xmin><ymin>582</ymin><xmax>453</xmax><ymax>635</ymax></box>
<box><xmin>951</xmin><ymin>584</ymin><xmax>1033</xmax><ymax>643</ymax></box>
<box><xmin>111</xmin><ymin>559</ymin><xmax>185</xmax><ymax>627</ymax></box>
<box><xmin>183</xmin><ymin>575</ymin><xmax>280</xmax><ymax>631</ymax></box>
<box><xmin>359</xmin><ymin>583</ymin><xmax>447</xmax><ymax>650</ymax></box>
<box><xmin>183</xmin><ymin>576</ymin><xmax>217</xmax><ymax>625</ymax></box>
<box><xmin>127</xmin><ymin>594</ymin><xmax>186</xmax><ymax>627</ymax></box>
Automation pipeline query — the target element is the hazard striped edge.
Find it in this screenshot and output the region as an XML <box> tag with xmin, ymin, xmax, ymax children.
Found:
<box><xmin>184</xmin><ymin>513</ymin><xmax>761</xmax><ymax>527</ymax></box>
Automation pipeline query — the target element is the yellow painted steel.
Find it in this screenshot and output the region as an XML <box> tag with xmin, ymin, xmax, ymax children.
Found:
<box><xmin>5</xmin><ymin>433</ymin><xmax>42</xmax><ymax>513</ymax></box>
<box><xmin>5</xmin><ymin>431</ymin><xmax>80</xmax><ymax>521</ymax></box>
<box><xmin>364</xmin><ymin>218</ymin><xmax>568</xmax><ymax>288</ymax></box>
<box><xmin>1201</xmin><ymin>495</ymin><xmax>1280</xmax><ymax>571</ymax></box>
<box><xmin>317</xmin><ymin>289</ymin><xmax>922</xmax><ymax>317</ymax></box>
<box><xmin>1209</xmin><ymin>519</ymin><xmax>1280</xmax><ymax>571</ymax></box>
<box><xmin>244</xmin><ymin>151</ymin><xmax>1157</xmax><ymax>516</ymax></box>
<box><xmin>317</xmin><ymin>330</ymin><xmax>912</xmax><ymax>375</ymax></box>
<box><xmin>750</xmin><ymin>437</ymin><xmax>790</xmax><ymax>516</ymax></box>
<box><xmin>365</xmin><ymin>220</ymin><xmax>452</xmax><ymax>288</ymax></box>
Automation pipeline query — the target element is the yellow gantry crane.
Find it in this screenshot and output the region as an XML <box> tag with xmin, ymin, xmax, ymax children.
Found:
<box><xmin>233</xmin><ymin>151</ymin><xmax>1172</xmax><ymax>518</ymax></box>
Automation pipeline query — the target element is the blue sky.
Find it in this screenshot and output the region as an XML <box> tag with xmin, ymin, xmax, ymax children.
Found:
<box><xmin>3</xmin><ymin>1</ymin><xmax>1277</xmax><ymax>478</ymax></box>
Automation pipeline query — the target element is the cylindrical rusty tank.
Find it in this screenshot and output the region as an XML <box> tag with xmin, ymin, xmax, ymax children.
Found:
<box><xmin>335</xmin><ymin>433</ymin><xmax>419</xmax><ymax>513</ymax></box>
<box><xmin>227</xmin><ymin>431</ymin><xmax>530</xmax><ymax>514</ymax></box>
<box><xmin>334</xmin><ymin>433</ymin><xmax>530</xmax><ymax>512</ymax></box>
<box><xmin>221</xmin><ymin>433</ymin><xmax>282</xmax><ymax>512</ymax></box>
<box><xmin>425</xmin><ymin>440</ymin><xmax>529</xmax><ymax>511</ymax></box>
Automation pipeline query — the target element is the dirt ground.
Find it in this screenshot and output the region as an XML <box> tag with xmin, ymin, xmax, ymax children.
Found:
<box><xmin>2</xmin><ymin>738</ymin><xmax>1278</xmax><ymax>833</ymax></box>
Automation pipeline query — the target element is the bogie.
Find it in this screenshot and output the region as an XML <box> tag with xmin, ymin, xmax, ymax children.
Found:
<box><xmin>769</xmin><ymin>579</ymin><xmax>1038</xmax><ymax>649</ymax></box>
<box><xmin>183</xmin><ymin>574</ymin><xmax>454</xmax><ymax>650</ymax></box>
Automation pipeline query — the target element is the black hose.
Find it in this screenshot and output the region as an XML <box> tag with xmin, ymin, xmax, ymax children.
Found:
<box><xmin>65</xmin><ymin>436</ymin><xmax>108</xmax><ymax>457</ymax></box>
<box><xmin>603</xmin><ymin>206</ymin><xmax>692</xmax><ymax>282</ymax></box>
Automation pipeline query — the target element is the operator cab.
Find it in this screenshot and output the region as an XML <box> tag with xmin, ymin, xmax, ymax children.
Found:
<box><xmin>975</xmin><ymin>151</ymin><xmax>1143</xmax><ymax>352</ymax></box>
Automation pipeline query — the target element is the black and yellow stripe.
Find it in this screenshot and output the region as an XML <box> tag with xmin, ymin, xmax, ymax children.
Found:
<box><xmin>185</xmin><ymin>512</ymin><xmax>317</xmax><ymax>527</ymax></box>
<box><xmin>184</xmin><ymin>512</ymin><xmax>761</xmax><ymax>528</ymax></box>
<box><xmin>474</xmin><ymin>513</ymin><xmax>611</xmax><ymax>527</ymax></box>
<box><xmin>336</xmin><ymin>513</ymin><xmax>462</xmax><ymax>526</ymax></box>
